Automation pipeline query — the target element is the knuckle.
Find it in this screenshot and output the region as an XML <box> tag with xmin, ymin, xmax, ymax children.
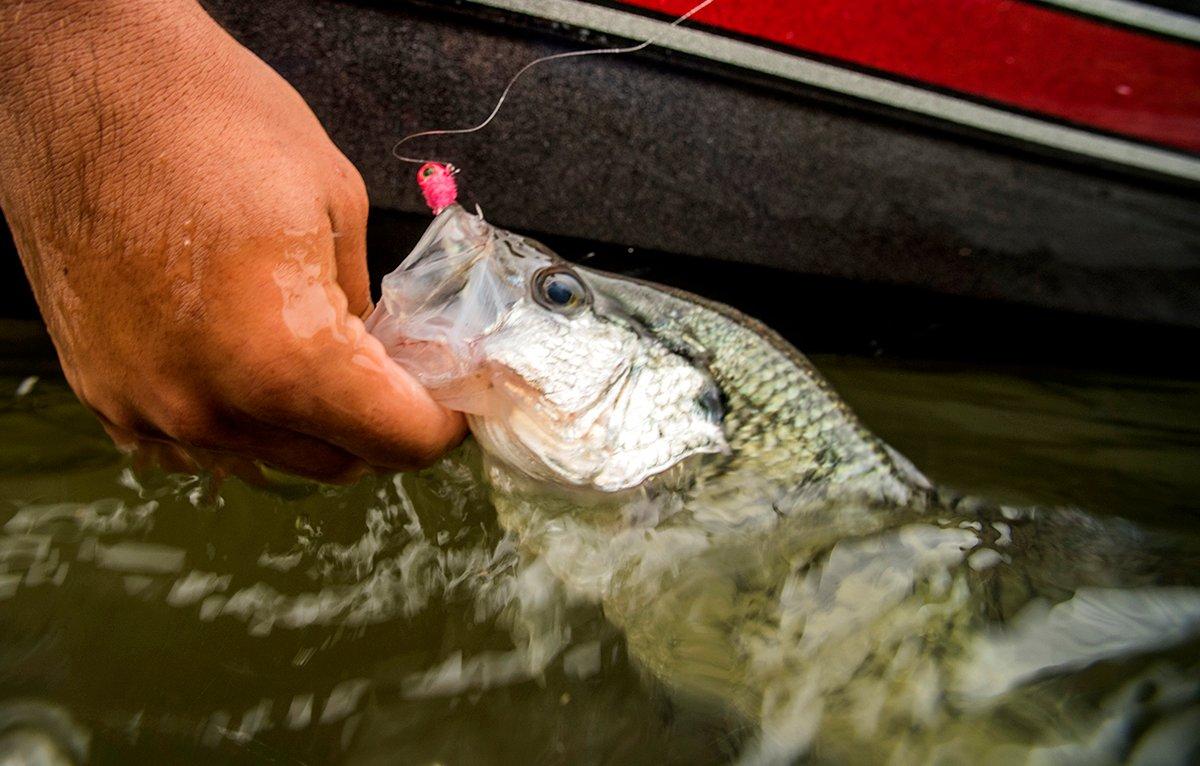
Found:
<box><xmin>100</xmin><ymin>403</ymin><xmax>146</xmax><ymax>435</ymax></box>
<box><xmin>154</xmin><ymin>399</ymin><xmax>221</xmax><ymax>447</ymax></box>
<box><xmin>77</xmin><ymin>388</ymin><xmax>148</xmax><ymax>436</ymax></box>
<box><xmin>336</xmin><ymin>165</ymin><xmax>370</xmax><ymax>221</ymax></box>
<box><xmin>158</xmin><ymin>417</ymin><xmax>211</xmax><ymax>446</ymax></box>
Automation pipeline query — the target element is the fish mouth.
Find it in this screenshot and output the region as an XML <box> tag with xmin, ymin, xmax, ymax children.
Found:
<box><xmin>368</xmin><ymin>205</ymin><xmax>529</xmax><ymax>413</ymax></box>
<box><xmin>378</xmin><ymin>204</ymin><xmax>492</xmax><ymax>326</ymax></box>
<box><xmin>369</xmin><ymin>206</ymin><xmax>733</xmax><ymax>491</ymax></box>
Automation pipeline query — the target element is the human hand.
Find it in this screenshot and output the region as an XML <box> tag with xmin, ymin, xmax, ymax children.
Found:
<box><xmin>0</xmin><ymin>0</ymin><xmax>466</xmax><ymax>481</ymax></box>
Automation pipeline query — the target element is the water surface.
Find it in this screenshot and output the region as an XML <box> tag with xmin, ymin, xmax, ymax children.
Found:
<box><xmin>1</xmin><ymin>349</ymin><xmax>1198</xmax><ymax>764</ymax></box>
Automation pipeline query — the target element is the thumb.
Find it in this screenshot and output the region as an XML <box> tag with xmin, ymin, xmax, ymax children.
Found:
<box><xmin>267</xmin><ymin>322</ymin><xmax>469</xmax><ymax>470</ymax></box>
<box><xmin>306</xmin><ymin>168</ymin><xmax>466</xmax><ymax>467</ymax></box>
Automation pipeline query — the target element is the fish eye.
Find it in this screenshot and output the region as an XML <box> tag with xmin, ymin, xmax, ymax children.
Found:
<box><xmin>533</xmin><ymin>268</ymin><xmax>590</xmax><ymax>314</ymax></box>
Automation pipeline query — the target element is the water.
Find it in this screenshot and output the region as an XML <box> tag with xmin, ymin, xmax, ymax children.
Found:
<box><xmin>1</xmin><ymin>347</ymin><xmax>1198</xmax><ymax>764</ymax></box>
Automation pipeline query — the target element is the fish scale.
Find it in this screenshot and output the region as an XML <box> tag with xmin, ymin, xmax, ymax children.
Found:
<box><xmin>369</xmin><ymin>206</ymin><xmax>1200</xmax><ymax>763</ymax></box>
<box><xmin>581</xmin><ymin>269</ymin><xmax>928</xmax><ymax>511</ymax></box>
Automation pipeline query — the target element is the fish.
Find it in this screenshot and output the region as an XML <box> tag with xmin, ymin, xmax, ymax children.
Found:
<box><xmin>369</xmin><ymin>205</ymin><xmax>1200</xmax><ymax>762</ymax></box>
<box><xmin>368</xmin><ymin>204</ymin><xmax>924</xmax><ymax>505</ymax></box>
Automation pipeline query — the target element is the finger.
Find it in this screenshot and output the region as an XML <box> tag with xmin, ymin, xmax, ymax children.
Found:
<box><xmin>328</xmin><ymin>164</ymin><xmax>372</xmax><ymax>319</ymax></box>
<box><xmin>103</xmin><ymin>404</ymin><xmax>367</xmax><ymax>484</ymax></box>
<box><xmin>163</xmin><ymin>411</ymin><xmax>369</xmax><ymax>484</ymax></box>
<box><xmin>97</xmin><ymin>415</ymin><xmax>238</xmax><ymax>481</ymax></box>
<box><xmin>219</xmin><ymin>418</ymin><xmax>368</xmax><ymax>483</ymax></box>
<box><xmin>99</xmin><ymin>416</ymin><xmax>203</xmax><ymax>474</ymax></box>
<box><xmin>253</xmin><ymin>327</ymin><xmax>468</xmax><ymax>470</ymax></box>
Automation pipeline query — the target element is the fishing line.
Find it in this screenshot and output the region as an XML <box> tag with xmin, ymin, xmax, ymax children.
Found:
<box><xmin>392</xmin><ymin>0</ymin><xmax>719</xmax><ymax>167</ymax></box>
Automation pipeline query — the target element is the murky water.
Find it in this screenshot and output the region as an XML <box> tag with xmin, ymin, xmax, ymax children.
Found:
<box><xmin>1</xmin><ymin>350</ymin><xmax>1198</xmax><ymax>764</ymax></box>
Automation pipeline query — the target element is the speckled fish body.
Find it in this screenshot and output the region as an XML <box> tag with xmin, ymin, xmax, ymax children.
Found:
<box><xmin>370</xmin><ymin>206</ymin><xmax>1200</xmax><ymax>762</ymax></box>
<box><xmin>579</xmin><ymin>270</ymin><xmax>929</xmax><ymax>510</ymax></box>
<box><xmin>369</xmin><ymin>204</ymin><xmax>926</xmax><ymax>508</ymax></box>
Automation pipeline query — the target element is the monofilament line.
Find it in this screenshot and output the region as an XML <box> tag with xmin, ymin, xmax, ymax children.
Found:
<box><xmin>392</xmin><ymin>0</ymin><xmax>719</xmax><ymax>166</ymax></box>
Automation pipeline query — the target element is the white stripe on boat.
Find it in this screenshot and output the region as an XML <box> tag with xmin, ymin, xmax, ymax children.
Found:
<box><xmin>1038</xmin><ymin>0</ymin><xmax>1200</xmax><ymax>43</ymax></box>
<box><xmin>466</xmin><ymin>0</ymin><xmax>1200</xmax><ymax>183</ymax></box>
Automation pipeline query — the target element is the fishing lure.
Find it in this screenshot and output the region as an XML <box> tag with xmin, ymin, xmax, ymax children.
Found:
<box><xmin>397</xmin><ymin>0</ymin><xmax>719</xmax><ymax>215</ymax></box>
<box><xmin>416</xmin><ymin>162</ymin><xmax>458</xmax><ymax>214</ymax></box>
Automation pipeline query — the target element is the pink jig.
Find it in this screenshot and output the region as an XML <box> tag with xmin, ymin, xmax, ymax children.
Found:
<box><xmin>416</xmin><ymin>162</ymin><xmax>458</xmax><ymax>215</ymax></box>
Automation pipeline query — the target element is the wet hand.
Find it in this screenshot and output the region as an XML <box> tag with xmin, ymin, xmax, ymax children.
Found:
<box><xmin>0</xmin><ymin>0</ymin><xmax>467</xmax><ymax>481</ymax></box>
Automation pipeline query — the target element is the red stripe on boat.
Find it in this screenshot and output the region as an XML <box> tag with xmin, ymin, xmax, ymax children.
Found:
<box><xmin>615</xmin><ymin>0</ymin><xmax>1200</xmax><ymax>153</ymax></box>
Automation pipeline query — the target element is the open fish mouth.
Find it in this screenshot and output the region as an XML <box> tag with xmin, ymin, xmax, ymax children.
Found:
<box><xmin>367</xmin><ymin>206</ymin><xmax>513</xmax><ymax>408</ymax></box>
<box><xmin>368</xmin><ymin>205</ymin><xmax>729</xmax><ymax>492</ymax></box>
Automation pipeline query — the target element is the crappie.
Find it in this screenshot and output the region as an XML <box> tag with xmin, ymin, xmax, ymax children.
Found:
<box><xmin>369</xmin><ymin>206</ymin><xmax>1200</xmax><ymax>763</ymax></box>
<box><xmin>368</xmin><ymin>204</ymin><xmax>923</xmax><ymax>507</ymax></box>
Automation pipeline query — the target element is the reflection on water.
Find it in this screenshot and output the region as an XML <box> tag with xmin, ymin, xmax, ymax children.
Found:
<box><xmin>0</xmin><ymin>358</ymin><xmax>1198</xmax><ymax>764</ymax></box>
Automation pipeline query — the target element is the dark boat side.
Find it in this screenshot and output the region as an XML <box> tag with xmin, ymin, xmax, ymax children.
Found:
<box><xmin>2</xmin><ymin>0</ymin><xmax>1198</xmax><ymax>373</ymax></box>
<box><xmin>171</xmin><ymin>0</ymin><xmax>1200</xmax><ymax>329</ymax></box>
